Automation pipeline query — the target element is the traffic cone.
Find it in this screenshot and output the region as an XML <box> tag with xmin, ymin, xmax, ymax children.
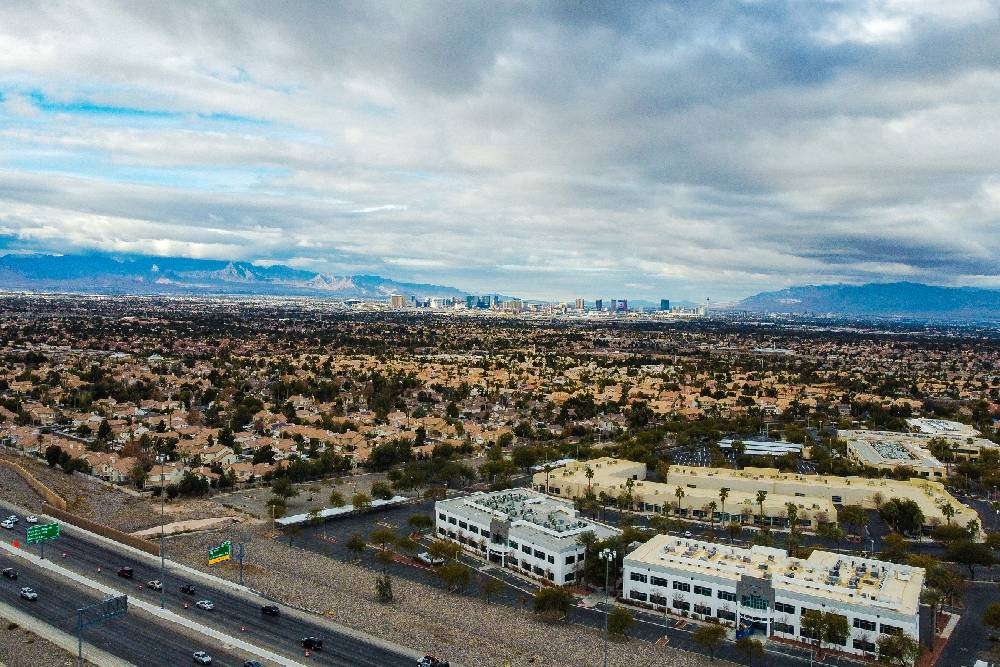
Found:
<box><xmin>241</xmin><ymin>625</ymin><xmax>246</xmax><ymax>632</ymax></box>
<box><xmin>96</xmin><ymin>567</ymin><xmax>101</xmax><ymax>573</ymax></box>
<box><xmin>62</xmin><ymin>552</ymin><xmax>67</xmax><ymax>558</ymax></box>
<box><xmin>184</xmin><ymin>602</ymin><xmax>189</xmax><ymax>608</ymax></box>
<box><xmin>304</xmin><ymin>649</ymin><xmax>311</xmax><ymax>657</ymax></box>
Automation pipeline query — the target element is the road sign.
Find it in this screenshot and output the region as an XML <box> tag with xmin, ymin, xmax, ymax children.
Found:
<box><xmin>77</xmin><ymin>595</ymin><xmax>127</xmax><ymax>664</ymax></box>
<box><xmin>208</xmin><ymin>540</ymin><xmax>231</xmax><ymax>565</ymax></box>
<box><xmin>26</xmin><ymin>522</ymin><xmax>59</xmax><ymax>545</ymax></box>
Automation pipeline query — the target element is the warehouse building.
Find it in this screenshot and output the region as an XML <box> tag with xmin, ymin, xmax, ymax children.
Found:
<box><xmin>435</xmin><ymin>488</ymin><xmax>619</xmax><ymax>585</ymax></box>
<box><xmin>624</xmin><ymin>534</ymin><xmax>923</xmax><ymax>657</ymax></box>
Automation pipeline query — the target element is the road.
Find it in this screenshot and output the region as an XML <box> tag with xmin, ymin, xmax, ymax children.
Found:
<box><xmin>0</xmin><ymin>500</ymin><xmax>417</xmax><ymax>667</ymax></box>
<box><xmin>0</xmin><ymin>547</ymin><xmax>251</xmax><ymax>666</ymax></box>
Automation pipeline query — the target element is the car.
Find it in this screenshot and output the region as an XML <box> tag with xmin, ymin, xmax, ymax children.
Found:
<box><xmin>192</xmin><ymin>651</ymin><xmax>212</xmax><ymax>665</ymax></box>
<box><xmin>180</xmin><ymin>584</ymin><xmax>197</xmax><ymax>595</ymax></box>
<box><xmin>6</xmin><ymin>515</ymin><xmax>18</xmax><ymax>524</ymax></box>
<box><xmin>683</xmin><ymin>530</ymin><xmax>693</xmax><ymax>538</ymax></box>
<box><xmin>300</xmin><ymin>637</ymin><xmax>323</xmax><ymax>651</ymax></box>
<box><xmin>261</xmin><ymin>604</ymin><xmax>280</xmax><ymax>617</ymax></box>
<box><xmin>2</xmin><ymin>568</ymin><xmax>17</xmax><ymax>580</ymax></box>
<box><xmin>416</xmin><ymin>551</ymin><xmax>444</xmax><ymax>566</ymax></box>
<box><xmin>417</xmin><ymin>657</ymin><xmax>450</xmax><ymax>667</ymax></box>
<box><xmin>147</xmin><ymin>580</ymin><xmax>163</xmax><ymax>591</ymax></box>
<box><xmin>195</xmin><ymin>600</ymin><xmax>215</xmax><ymax>611</ymax></box>
<box><xmin>0</xmin><ymin>520</ymin><xmax>13</xmax><ymax>530</ymax></box>
<box><xmin>243</xmin><ymin>662</ymin><xmax>262</xmax><ymax>667</ymax></box>
<box><xmin>25</xmin><ymin>516</ymin><xmax>38</xmax><ymax>524</ymax></box>
<box><xmin>19</xmin><ymin>587</ymin><xmax>38</xmax><ymax>601</ymax></box>
<box><xmin>117</xmin><ymin>567</ymin><xmax>134</xmax><ymax>579</ymax></box>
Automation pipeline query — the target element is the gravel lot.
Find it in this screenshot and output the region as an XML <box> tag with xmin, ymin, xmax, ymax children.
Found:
<box><xmin>167</xmin><ymin>525</ymin><xmax>725</xmax><ymax>667</ymax></box>
<box><xmin>216</xmin><ymin>472</ymin><xmax>396</xmax><ymax>519</ymax></box>
<box><xmin>0</xmin><ymin>615</ymin><xmax>91</xmax><ymax>667</ymax></box>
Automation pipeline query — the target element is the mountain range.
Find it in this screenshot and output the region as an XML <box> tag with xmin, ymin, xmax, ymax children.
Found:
<box><xmin>0</xmin><ymin>252</ymin><xmax>467</xmax><ymax>299</ymax></box>
<box><xmin>734</xmin><ymin>282</ymin><xmax>1000</xmax><ymax>321</ymax></box>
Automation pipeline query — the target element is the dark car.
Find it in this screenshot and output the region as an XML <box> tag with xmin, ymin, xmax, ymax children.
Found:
<box><xmin>2</xmin><ymin>568</ymin><xmax>17</xmax><ymax>580</ymax></box>
<box><xmin>180</xmin><ymin>584</ymin><xmax>197</xmax><ymax>594</ymax></box>
<box><xmin>243</xmin><ymin>662</ymin><xmax>262</xmax><ymax>667</ymax></box>
<box><xmin>301</xmin><ymin>637</ymin><xmax>323</xmax><ymax>651</ymax></box>
<box><xmin>117</xmin><ymin>567</ymin><xmax>134</xmax><ymax>579</ymax></box>
<box><xmin>417</xmin><ymin>657</ymin><xmax>450</xmax><ymax>667</ymax></box>
<box><xmin>261</xmin><ymin>604</ymin><xmax>280</xmax><ymax>617</ymax></box>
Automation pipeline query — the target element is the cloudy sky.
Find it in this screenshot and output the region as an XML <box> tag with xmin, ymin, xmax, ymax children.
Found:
<box><xmin>1</xmin><ymin>1</ymin><xmax>999</xmax><ymax>301</ymax></box>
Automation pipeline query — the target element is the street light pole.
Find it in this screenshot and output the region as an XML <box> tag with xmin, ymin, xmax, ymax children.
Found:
<box><xmin>158</xmin><ymin>455</ymin><xmax>166</xmax><ymax>610</ymax></box>
<box><xmin>600</xmin><ymin>547</ymin><xmax>616</xmax><ymax>667</ymax></box>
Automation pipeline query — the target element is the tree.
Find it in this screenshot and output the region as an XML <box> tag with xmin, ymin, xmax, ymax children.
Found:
<box><xmin>346</xmin><ymin>533</ymin><xmax>366</xmax><ymax>560</ymax></box>
<box><xmin>946</xmin><ymin>540</ymin><xmax>996</xmax><ymax>579</ymax></box>
<box><xmin>370</xmin><ymin>480</ymin><xmax>394</xmax><ymax>500</ymax></box>
<box><xmin>328</xmin><ymin>490</ymin><xmax>345</xmax><ymax>507</ymax></box>
<box><xmin>438</xmin><ymin>561</ymin><xmax>471</xmax><ymax>592</ymax></box>
<box><xmin>674</xmin><ymin>486</ymin><xmax>686</xmax><ymax>514</ymax></box>
<box><xmin>693</xmin><ymin>623</ymin><xmax>726</xmax><ymax>660</ymax></box>
<box><xmin>271</xmin><ymin>476</ymin><xmax>298</xmax><ymax>500</ymax></box>
<box><xmin>585</xmin><ymin>465</ymin><xmax>595</xmax><ymax>493</ymax></box>
<box><xmin>755</xmin><ymin>490</ymin><xmax>767</xmax><ymax>525</ymax></box>
<box><xmin>97</xmin><ymin>418</ymin><xmax>112</xmax><ymax>442</ymax></box>
<box><xmin>879</xmin><ymin>498</ymin><xmax>925</xmax><ymax>536</ymax></box>
<box><xmin>839</xmin><ymin>504</ymin><xmax>869</xmax><ymax>537</ymax></box>
<box><xmin>734</xmin><ymin>637</ymin><xmax>764</xmax><ymax>666</ymax></box>
<box><xmin>921</xmin><ymin>587</ymin><xmax>944</xmax><ymax>648</ymax></box>
<box><xmin>983</xmin><ymin>602</ymin><xmax>1000</xmax><ymax>632</ymax></box>
<box><xmin>727</xmin><ymin>521</ymin><xmax>742</xmax><ymax>544</ymax></box>
<box><xmin>44</xmin><ymin>444</ymin><xmax>63</xmax><ymax>468</ymax></box>
<box><xmin>374</xmin><ymin>571</ymin><xmax>393</xmax><ymax>603</ymax></box>
<box><xmin>428</xmin><ymin>539</ymin><xmax>462</xmax><ymax>562</ymax></box>
<box><xmin>369</xmin><ymin>526</ymin><xmax>397</xmax><ymax>553</ymax></box>
<box><xmin>876</xmin><ymin>633</ymin><xmax>921</xmax><ymax>666</ymax></box>
<box><xmin>407</xmin><ymin>513</ymin><xmax>434</xmax><ymax>533</ymax></box>
<box><xmin>533</xmin><ymin>586</ymin><xmax>574</xmax><ymax>621</ymax></box>
<box><xmin>941</xmin><ymin>502</ymin><xmax>956</xmax><ymax>525</ymax></box>
<box><xmin>718</xmin><ymin>487</ymin><xmax>730</xmax><ymax>522</ymax></box>
<box><xmin>252</xmin><ymin>444</ymin><xmax>275</xmax><ymax>465</ymax></box>
<box><xmin>480</xmin><ymin>576</ymin><xmax>504</xmax><ymax>604</ymax></box>
<box><xmin>607</xmin><ymin>606</ymin><xmax>634</xmax><ymax>638</ymax></box>
<box><xmin>352</xmin><ymin>491</ymin><xmax>372</xmax><ymax>512</ymax></box>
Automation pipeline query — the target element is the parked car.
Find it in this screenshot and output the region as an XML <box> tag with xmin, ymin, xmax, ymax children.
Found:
<box><xmin>301</xmin><ymin>637</ymin><xmax>323</xmax><ymax>651</ymax></box>
<box><xmin>192</xmin><ymin>651</ymin><xmax>213</xmax><ymax>665</ymax></box>
<box><xmin>180</xmin><ymin>584</ymin><xmax>197</xmax><ymax>594</ymax></box>
<box><xmin>260</xmin><ymin>604</ymin><xmax>280</xmax><ymax>617</ymax></box>
<box><xmin>117</xmin><ymin>567</ymin><xmax>134</xmax><ymax>579</ymax></box>
<box><xmin>147</xmin><ymin>580</ymin><xmax>163</xmax><ymax>591</ymax></box>
<box><xmin>2</xmin><ymin>568</ymin><xmax>17</xmax><ymax>580</ymax></box>
<box><xmin>25</xmin><ymin>516</ymin><xmax>38</xmax><ymax>524</ymax></box>
<box><xmin>195</xmin><ymin>600</ymin><xmax>215</xmax><ymax>611</ymax></box>
<box><xmin>416</xmin><ymin>551</ymin><xmax>444</xmax><ymax>566</ymax></box>
<box><xmin>19</xmin><ymin>587</ymin><xmax>38</xmax><ymax>601</ymax></box>
<box><xmin>417</xmin><ymin>657</ymin><xmax>450</xmax><ymax>667</ymax></box>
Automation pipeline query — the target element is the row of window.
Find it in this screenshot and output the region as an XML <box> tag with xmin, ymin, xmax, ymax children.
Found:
<box><xmin>441</xmin><ymin>514</ymin><xmax>579</xmax><ymax>565</ymax></box>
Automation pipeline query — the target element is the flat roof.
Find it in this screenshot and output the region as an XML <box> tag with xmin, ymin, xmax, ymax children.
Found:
<box><xmin>626</xmin><ymin>534</ymin><xmax>923</xmax><ymax>615</ymax></box>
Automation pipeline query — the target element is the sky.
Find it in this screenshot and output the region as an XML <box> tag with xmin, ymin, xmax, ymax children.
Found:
<box><xmin>1</xmin><ymin>1</ymin><xmax>999</xmax><ymax>302</ymax></box>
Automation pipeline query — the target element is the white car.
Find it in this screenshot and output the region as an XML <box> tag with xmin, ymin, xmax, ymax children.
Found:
<box><xmin>6</xmin><ymin>515</ymin><xmax>18</xmax><ymax>524</ymax></box>
<box><xmin>147</xmin><ymin>580</ymin><xmax>163</xmax><ymax>591</ymax></box>
<box><xmin>19</xmin><ymin>587</ymin><xmax>38</xmax><ymax>601</ymax></box>
<box><xmin>1</xmin><ymin>520</ymin><xmax>14</xmax><ymax>530</ymax></box>
<box><xmin>192</xmin><ymin>651</ymin><xmax>213</xmax><ymax>665</ymax></box>
<box><xmin>25</xmin><ymin>516</ymin><xmax>38</xmax><ymax>524</ymax></box>
<box><xmin>416</xmin><ymin>551</ymin><xmax>444</xmax><ymax>566</ymax></box>
<box><xmin>194</xmin><ymin>600</ymin><xmax>215</xmax><ymax>611</ymax></box>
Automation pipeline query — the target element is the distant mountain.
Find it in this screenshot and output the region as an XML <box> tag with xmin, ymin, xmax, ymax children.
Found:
<box><xmin>734</xmin><ymin>282</ymin><xmax>1000</xmax><ymax>320</ymax></box>
<box><xmin>0</xmin><ymin>252</ymin><xmax>467</xmax><ymax>300</ymax></box>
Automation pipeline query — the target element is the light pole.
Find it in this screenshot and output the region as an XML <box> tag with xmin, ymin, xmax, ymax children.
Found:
<box><xmin>600</xmin><ymin>548</ymin><xmax>617</xmax><ymax>667</ymax></box>
<box><xmin>157</xmin><ymin>454</ymin><xmax>166</xmax><ymax>609</ymax></box>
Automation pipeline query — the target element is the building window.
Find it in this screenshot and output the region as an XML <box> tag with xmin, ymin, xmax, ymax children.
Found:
<box><xmin>565</xmin><ymin>555</ymin><xmax>576</xmax><ymax>565</ymax></box>
<box><xmin>448</xmin><ymin>517</ymin><xmax>457</xmax><ymax>525</ymax></box>
<box><xmin>533</xmin><ymin>566</ymin><xmax>544</xmax><ymax>576</ymax></box>
<box><xmin>880</xmin><ymin>624</ymin><xmax>902</xmax><ymax>636</ymax></box>
<box><xmin>437</xmin><ymin>527</ymin><xmax>445</xmax><ymax>535</ymax></box>
<box><xmin>672</xmin><ymin>600</ymin><xmax>690</xmax><ymax>611</ymax></box>
<box><xmin>717</xmin><ymin>590</ymin><xmax>736</xmax><ymax>602</ymax></box>
<box><xmin>774</xmin><ymin>622</ymin><xmax>795</xmax><ymax>634</ymax></box>
<box><xmin>854</xmin><ymin>619</ymin><xmax>876</xmax><ymax>631</ymax></box>
<box><xmin>438</xmin><ymin>513</ymin><xmax>446</xmax><ymax>521</ymax></box>
<box><xmin>853</xmin><ymin>639</ymin><xmax>876</xmax><ymax>652</ymax></box>
<box><xmin>672</xmin><ymin>581</ymin><xmax>691</xmax><ymax>592</ymax></box>
<box><xmin>694</xmin><ymin>585</ymin><xmax>712</xmax><ymax>597</ymax></box>
<box><xmin>629</xmin><ymin>590</ymin><xmax>648</xmax><ymax>602</ymax></box>
<box><xmin>717</xmin><ymin>609</ymin><xmax>736</xmax><ymax>621</ymax></box>
<box><xmin>481</xmin><ymin>530</ymin><xmax>491</xmax><ymax>538</ymax></box>
<box><xmin>459</xmin><ymin>521</ymin><xmax>468</xmax><ymax>529</ymax></box>
<box><xmin>522</xmin><ymin>545</ymin><xmax>531</xmax><ymax>554</ymax></box>
<box><xmin>651</xmin><ymin>576</ymin><xmax>669</xmax><ymax>588</ymax></box>
<box><xmin>533</xmin><ymin>549</ymin><xmax>545</xmax><ymax>559</ymax></box>
<box><xmin>694</xmin><ymin>604</ymin><xmax>712</xmax><ymax>616</ymax></box>
<box><xmin>630</xmin><ymin>572</ymin><xmax>648</xmax><ymax>583</ymax></box>
<box><xmin>650</xmin><ymin>594</ymin><xmax>667</xmax><ymax>607</ymax></box>
<box><xmin>509</xmin><ymin>540</ymin><xmax>518</xmax><ymax>550</ymax></box>
<box><xmin>547</xmin><ymin>555</ymin><xmax>554</xmax><ymax>564</ymax></box>
<box><xmin>564</xmin><ymin>572</ymin><xmax>575</xmax><ymax>582</ymax></box>
<box><xmin>741</xmin><ymin>595</ymin><xmax>768</xmax><ymax>610</ymax></box>
<box><xmin>831</xmin><ymin>495</ymin><xmax>842</xmax><ymax>503</ymax></box>
<box><xmin>469</xmin><ymin>526</ymin><xmax>479</xmax><ymax>534</ymax></box>
<box><xmin>775</xmin><ymin>602</ymin><xmax>796</xmax><ymax>614</ymax></box>
<box><xmin>801</xmin><ymin>627</ymin><xmax>819</xmax><ymax>640</ymax></box>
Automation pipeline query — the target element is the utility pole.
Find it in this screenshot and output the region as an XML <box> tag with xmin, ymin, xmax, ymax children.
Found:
<box><xmin>600</xmin><ymin>547</ymin><xmax>617</xmax><ymax>667</ymax></box>
<box><xmin>158</xmin><ymin>455</ymin><xmax>166</xmax><ymax>609</ymax></box>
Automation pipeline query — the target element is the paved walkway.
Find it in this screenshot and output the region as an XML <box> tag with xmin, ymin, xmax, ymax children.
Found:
<box><xmin>130</xmin><ymin>517</ymin><xmax>235</xmax><ymax>537</ymax></box>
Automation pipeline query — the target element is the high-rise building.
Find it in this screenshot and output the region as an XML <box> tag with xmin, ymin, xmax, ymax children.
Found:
<box><xmin>615</xmin><ymin>299</ymin><xmax>628</xmax><ymax>312</ymax></box>
<box><xmin>389</xmin><ymin>294</ymin><xmax>407</xmax><ymax>309</ymax></box>
<box><xmin>595</xmin><ymin>299</ymin><xmax>603</xmax><ymax>311</ymax></box>
<box><xmin>660</xmin><ymin>299</ymin><xmax>670</xmax><ymax>311</ymax></box>
<box><xmin>465</xmin><ymin>295</ymin><xmax>475</xmax><ymax>309</ymax></box>
<box><xmin>575</xmin><ymin>298</ymin><xmax>585</xmax><ymax>310</ymax></box>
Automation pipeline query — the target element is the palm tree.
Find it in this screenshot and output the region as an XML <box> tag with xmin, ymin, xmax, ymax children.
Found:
<box><xmin>719</xmin><ymin>487</ymin><xmax>730</xmax><ymax>523</ymax></box>
<box><xmin>657</xmin><ymin>460</ymin><xmax>671</xmax><ymax>485</ymax></box>
<box><xmin>585</xmin><ymin>465</ymin><xmax>594</xmax><ymax>494</ymax></box>
<box><xmin>921</xmin><ymin>587</ymin><xmax>945</xmax><ymax>649</ymax></box>
<box><xmin>756</xmin><ymin>490</ymin><xmax>767</xmax><ymax>526</ymax></box>
<box><xmin>707</xmin><ymin>501</ymin><xmax>718</xmax><ymax>529</ymax></box>
<box><xmin>543</xmin><ymin>464</ymin><xmax>553</xmax><ymax>494</ymax></box>
<box><xmin>675</xmin><ymin>486</ymin><xmax>686</xmax><ymax>515</ymax></box>
<box><xmin>942</xmin><ymin>503</ymin><xmax>955</xmax><ymax>525</ymax></box>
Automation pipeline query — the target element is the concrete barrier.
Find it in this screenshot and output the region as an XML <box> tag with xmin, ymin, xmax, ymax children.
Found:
<box><xmin>0</xmin><ymin>458</ymin><xmax>67</xmax><ymax>510</ymax></box>
<box><xmin>42</xmin><ymin>503</ymin><xmax>160</xmax><ymax>557</ymax></box>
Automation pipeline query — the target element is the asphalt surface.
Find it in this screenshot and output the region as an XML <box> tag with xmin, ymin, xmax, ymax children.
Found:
<box><xmin>0</xmin><ymin>500</ymin><xmax>415</xmax><ymax>667</ymax></box>
<box><xmin>0</xmin><ymin>547</ymin><xmax>251</xmax><ymax>666</ymax></box>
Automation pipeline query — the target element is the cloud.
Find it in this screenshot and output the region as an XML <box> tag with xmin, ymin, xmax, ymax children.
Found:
<box><xmin>0</xmin><ymin>1</ymin><xmax>998</xmax><ymax>300</ymax></box>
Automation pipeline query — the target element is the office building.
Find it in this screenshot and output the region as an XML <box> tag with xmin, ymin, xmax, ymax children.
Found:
<box><xmin>660</xmin><ymin>299</ymin><xmax>670</xmax><ymax>311</ymax></box>
<box><xmin>841</xmin><ymin>430</ymin><xmax>947</xmax><ymax>479</ymax></box>
<box><xmin>595</xmin><ymin>299</ymin><xmax>603</xmax><ymax>311</ymax></box>
<box><xmin>435</xmin><ymin>488</ymin><xmax>618</xmax><ymax>585</ymax></box>
<box><xmin>623</xmin><ymin>535</ymin><xmax>923</xmax><ymax>657</ymax></box>
<box><xmin>389</xmin><ymin>294</ymin><xmax>407</xmax><ymax>309</ymax></box>
<box><xmin>575</xmin><ymin>298</ymin><xmax>585</xmax><ymax>310</ymax></box>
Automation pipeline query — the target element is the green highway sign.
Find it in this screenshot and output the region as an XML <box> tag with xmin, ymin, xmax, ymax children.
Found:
<box><xmin>26</xmin><ymin>522</ymin><xmax>59</xmax><ymax>545</ymax></box>
<box><xmin>208</xmin><ymin>540</ymin><xmax>231</xmax><ymax>566</ymax></box>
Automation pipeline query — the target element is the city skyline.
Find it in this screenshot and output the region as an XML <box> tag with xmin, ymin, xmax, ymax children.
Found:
<box><xmin>1</xmin><ymin>2</ymin><xmax>999</xmax><ymax>301</ymax></box>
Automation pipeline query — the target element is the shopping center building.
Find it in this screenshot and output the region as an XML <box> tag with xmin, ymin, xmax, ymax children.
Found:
<box><xmin>624</xmin><ymin>534</ymin><xmax>924</xmax><ymax>657</ymax></box>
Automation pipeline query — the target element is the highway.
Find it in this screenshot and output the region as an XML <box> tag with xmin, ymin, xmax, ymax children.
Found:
<box><xmin>0</xmin><ymin>548</ymin><xmax>251</xmax><ymax>666</ymax></box>
<box><xmin>0</xmin><ymin>500</ymin><xmax>417</xmax><ymax>667</ymax></box>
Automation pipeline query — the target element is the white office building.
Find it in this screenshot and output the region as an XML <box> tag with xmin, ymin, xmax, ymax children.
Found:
<box><xmin>623</xmin><ymin>535</ymin><xmax>923</xmax><ymax>658</ymax></box>
<box><xmin>435</xmin><ymin>488</ymin><xmax>619</xmax><ymax>585</ymax></box>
